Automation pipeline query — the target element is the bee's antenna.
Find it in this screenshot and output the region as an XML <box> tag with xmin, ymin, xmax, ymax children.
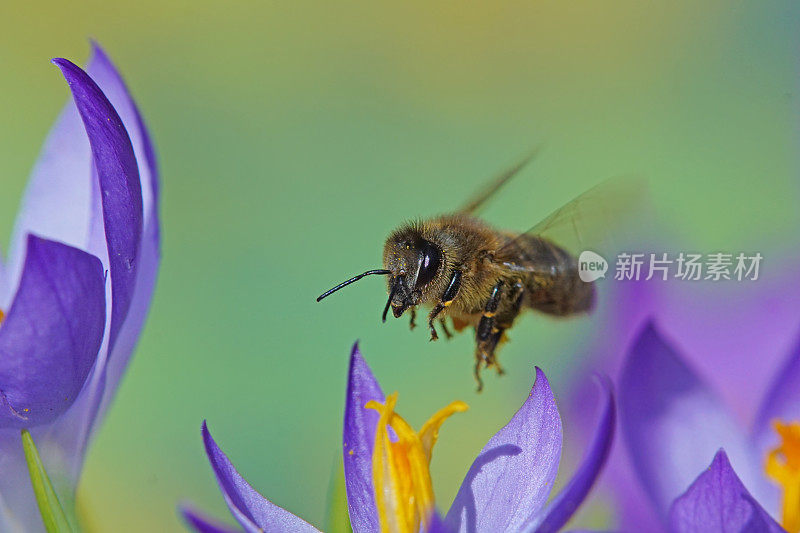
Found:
<box><xmin>316</xmin><ymin>269</ymin><xmax>391</xmax><ymax>302</ymax></box>
<box><xmin>382</xmin><ymin>282</ymin><xmax>398</xmax><ymax>323</ymax></box>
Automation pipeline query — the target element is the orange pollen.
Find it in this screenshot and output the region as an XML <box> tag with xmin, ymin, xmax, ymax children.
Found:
<box><xmin>765</xmin><ymin>420</ymin><xmax>800</xmax><ymax>533</ymax></box>
<box><xmin>366</xmin><ymin>393</ymin><xmax>467</xmax><ymax>533</ymax></box>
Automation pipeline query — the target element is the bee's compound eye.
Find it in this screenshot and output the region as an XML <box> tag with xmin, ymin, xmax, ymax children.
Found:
<box><xmin>416</xmin><ymin>240</ymin><xmax>442</xmax><ymax>287</ymax></box>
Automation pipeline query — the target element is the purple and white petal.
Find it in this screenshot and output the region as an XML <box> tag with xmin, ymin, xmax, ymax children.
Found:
<box><xmin>619</xmin><ymin>323</ymin><xmax>765</xmax><ymax>520</ymax></box>
<box><xmin>202</xmin><ymin>422</ymin><xmax>320</xmax><ymax>533</ymax></box>
<box><xmin>52</xmin><ymin>57</ymin><xmax>143</xmax><ymax>354</ymax></box>
<box><xmin>180</xmin><ymin>505</ymin><xmax>242</xmax><ymax>533</ymax></box>
<box><xmin>1</xmin><ymin>83</ymin><xmax>93</xmax><ymax>309</ymax></box>
<box><xmin>445</xmin><ymin>367</ymin><xmax>562</xmax><ymax>533</ymax></box>
<box><xmin>525</xmin><ymin>375</ymin><xmax>616</xmax><ymax>532</ymax></box>
<box><xmin>668</xmin><ymin>450</ymin><xmax>783</xmax><ymax>533</ymax></box>
<box><xmin>49</xmin><ymin>44</ymin><xmax>161</xmax><ymax>481</ymax></box>
<box><xmin>86</xmin><ymin>42</ymin><xmax>158</xmax><ymax>211</ymax></box>
<box><xmin>0</xmin><ymin>236</ymin><xmax>104</xmax><ymax>527</ymax></box>
<box><xmin>342</xmin><ymin>344</ymin><xmax>384</xmax><ymax>533</ymax></box>
<box><xmin>0</xmin><ymin>236</ymin><xmax>104</xmax><ymax>428</ymax></box>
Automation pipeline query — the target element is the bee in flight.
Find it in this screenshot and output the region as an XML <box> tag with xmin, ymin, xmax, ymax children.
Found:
<box><xmin>317</xmin><ymin>150</ymin><xmax>641</xmax><ymax>390</ymax></box>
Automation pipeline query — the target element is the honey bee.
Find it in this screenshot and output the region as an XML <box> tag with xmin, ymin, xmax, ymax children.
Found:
<box><xmin>317</xmin><ymin>151</ymin><xmax>642</xmax><ymax>390</ymax></box>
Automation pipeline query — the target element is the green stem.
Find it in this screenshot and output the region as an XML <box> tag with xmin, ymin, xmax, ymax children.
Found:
<box><xmin>21</xmin><ymin>430</ymin><xmax>73</xmax><ymax>533</ymax></box>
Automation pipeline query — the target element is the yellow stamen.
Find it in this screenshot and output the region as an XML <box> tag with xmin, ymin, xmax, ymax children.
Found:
<box><xmin>0</xmin><ymin>309</ymin><xmax>4</xmax><ymax>323</ymax></box>
<box><xmin>367</xmin><ymin>393</ymin><xmax>467</xmax><ymax>533</ymax></box>
<box><xmin>765</xmin><ymin>420</ymin><xmax>800</xmax><ymax>533</ymax></box>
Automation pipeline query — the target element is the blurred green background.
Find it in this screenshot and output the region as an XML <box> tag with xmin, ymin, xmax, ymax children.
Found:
<box><xmin>0</xmin><ymin>1</ymin><xmax>798</xmax><ymax>530</ymax></box>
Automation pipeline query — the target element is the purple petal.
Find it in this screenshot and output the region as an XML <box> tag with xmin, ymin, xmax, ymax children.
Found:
<box><xmin>82</xmin><ymin>42</ymin><xmax>158</xmax><ymax>275</ymax></box>
<box><xmin>445</xmin><ymin>367</ymin><xmax>562</xmax><ymax>533</ymax></box>
<box><xmin>51</xmin><ymin>216</ymin><xmax>159</xmax><ymax>476</ymax></box>
<box><xmin>668</xmin><ymin>450</ymin><xmax>783</xmax><ymax>533</ymax></box>
<box><xmin>49</xmin><ymin>43</ymin><xmax>162</xmax><ymax>481</ymax></box>
<box><xmin>52</xmin><ymin>57</ymin><xmax>142</xmax><ymax>355</ymax></box>
<box><xmin>87</xmin><ymin>42</ymin><xmax>159</xmax><ymax>212</ymax></box>
<box><xmin>0</xmin><ymin>236</ymin><xmax>104</xmax><ymax>428</ymax></box>
<box><xmin>202</xmin><ymin>422</ymin><xmax>320</xmax><ymax>533</ymax></box>
<box><xmin>619</xmin><ymin>323</ymin><xmax>764</xmax><ymax>519</ymax></box>
<box><xmin>526</xmin><ymin>375</ymin><xmax>616</xmax><ymax>532</ymax></box>
<box><xmin>426</xmin><ymin>511</ymin><xmax>452</xmax><ymax>533</ymax></box>
<box><xmin>180</xmin><ymin>505</ymin><xmax>242</xmax><ymax>533</ymax></box>
<box><xmin>1</xmin><ymin>80</ymin><xmax>93</xmax><ymax>309</ymax></box>
<box><xmin>754</xmin><ymin>329</ymin><xmax>800</xmax><ymax>447</ymax></box>
<box><xmin>342</xmin><ymin>343</ymin><xmax>385</xmax><ymax>533</ymax></box>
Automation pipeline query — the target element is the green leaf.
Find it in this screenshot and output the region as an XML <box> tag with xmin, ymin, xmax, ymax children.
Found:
<box><xmin>324</xmin><ymin>455</ymin><xmax>352</xmax><ymax>533</ymax></box>
<box><xmin>21</xmin><ymin>430</ymin><xmax>73</xmax><ymax>533</ymax></box>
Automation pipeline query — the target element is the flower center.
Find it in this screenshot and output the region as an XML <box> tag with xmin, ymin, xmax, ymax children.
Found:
<box><xmin>765</xmin><ymin>420</ymin><xmax>800</xmax><ymax>533</ymax></box>
<box><xmin>366</xmin><ymin>393</ymin><xmax>467</xmax><ymax>533</ymax></box>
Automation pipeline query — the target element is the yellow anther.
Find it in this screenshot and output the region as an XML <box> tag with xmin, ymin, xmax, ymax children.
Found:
<box><xmin>0</xmin><ymin>309</ymin><xmax>4</xmax><ymax>324</ymax></box>
<box><xmin>367</xmin><ymin>393</ymin><xmax>467</xmax><ymax>533</ymax></box>
<box><xmin>765</xmin><ymin>420</ymin><xmax>800</xmax><ymax>533</ymax></box>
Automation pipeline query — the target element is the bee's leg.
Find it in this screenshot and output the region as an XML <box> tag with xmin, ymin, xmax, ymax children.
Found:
<box><xmin>509</xmin><ymin>280</ymin><xmax>525</xmax><ymax>310</ymax></box>
<box><xmin>476</xmin><ymin>281</ymin><xmax>504</xmax><ymax>343</ymax></box>
<box><xmin>409</xmin><ymin>307</ymin><xmax>417</xmax><ymax>330</ymax></box>
<box><xmin>485</xmin><ymin>329</ymin><xmax>507</xmax><ymax>375</ymax></box>
<box><xmin>473</xmin><ymin>280</ymin><xmax>504</xmax><ymax>389</ymax></box>
<box><xmin>483</xmin><ymin>281</ymin><xmax>524</xmax><ymax>374</ymax></box>
<box><xmin>427</xmin><ymin>269</ymin><xmax>463</xmax><ymax>342</ymax></box>
<box><xmin>473</xmin><ymin>355</ymin><xmax>486</xmax><ymax>392</ymax></box>
<box><xmin>439</xmin><ymin>318</ymin><xmax>453</xmax><ymax>339</ymax></box>
<box><xmin>428</xmin><ymin>307</ymin><xmax>442</xmax><ymax>341</ymax></box>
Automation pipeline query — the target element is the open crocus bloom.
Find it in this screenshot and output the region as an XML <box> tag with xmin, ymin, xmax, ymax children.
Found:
<box><xmin>0</xmin><ymin>44</ymin><xmax>159</xmax><ymax>531</ymax></box>
<box><xmin>568</xmin><ymin>264</ymin><xmax>800</xmax><ymax>531</ymax></box>
<box><xmin>182</xmin><ymin>344</ymin><xmax>615</xmax><ymax>533</ymax></box>
<box><xmin>611</xmin><ymin>322</ymin><xmax>800</xmax><ymax>532</ymax></box>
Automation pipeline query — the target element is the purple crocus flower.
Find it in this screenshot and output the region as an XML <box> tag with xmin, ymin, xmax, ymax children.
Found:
<box><xmin>0</xmin><ymin>44</ymin><xmax>158</xmax><ymax>530</ymax></box>
<box><xmin>568</xmin><ymin>267</ymin><xmax>800</xmax><ymax>532</ymax></box>
<box><xmin>182</xmin><ymin>344</ymin><xmax>615</xmax><ymax>533</ymax></box>
<box><xmin>614</xmin><ymin>322</ymin><xmax>800</xmax><ymax>532</ymax></box>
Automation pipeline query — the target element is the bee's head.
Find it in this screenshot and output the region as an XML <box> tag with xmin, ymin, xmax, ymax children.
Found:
<box><xmin>382</xmin><ymin>227</ymin><xmax>443</xmax><ymax>320</ymax></box>
<box><xmin>314</xmin><ymin>224</ymin><xmax>443</xmax><ymax>324</ymax></box>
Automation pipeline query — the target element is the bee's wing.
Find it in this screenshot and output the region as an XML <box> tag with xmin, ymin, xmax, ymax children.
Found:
<box><xmin>458</xmin><ymin>147</ymin><xmax>543</xmax><ymax>215</ymax></box>
<box><xmin>494</xmin><ymin>176</ymin><xmax>649</xmax><ymax>270</ymax></box>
